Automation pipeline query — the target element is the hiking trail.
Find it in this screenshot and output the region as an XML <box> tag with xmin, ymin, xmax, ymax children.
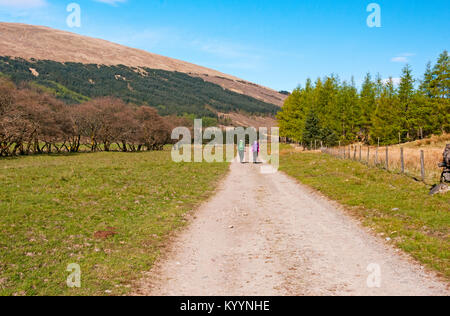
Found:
<box><xmin>135</xmin><ymin>152</ymin><xmax>449</xmax><ymax>296</ymax></box>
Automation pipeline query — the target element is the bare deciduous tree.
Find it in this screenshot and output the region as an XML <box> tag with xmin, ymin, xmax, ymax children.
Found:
<box><xmin>0</xmin><ymin>79</ymin><xmax>176</xmax><ymax>157</ymax></box>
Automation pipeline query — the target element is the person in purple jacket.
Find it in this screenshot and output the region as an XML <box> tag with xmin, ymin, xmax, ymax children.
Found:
<box><xmin>252</xmin><ymin>140</ymin><xmax>260</xmax><ymax>163</ymax></box>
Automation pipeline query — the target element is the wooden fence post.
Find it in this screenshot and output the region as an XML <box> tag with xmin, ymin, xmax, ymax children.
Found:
<box><xmin>367</xmin><ymin>146</ymin><xmax>370</xmax><ymax>165</ymax></box>
<box><xmin>385</xmin><ymin>146</ymin><xmax>389</xmax><ymax>170</ymax></box>
<box><xmin>353</xmin><ymin>146</ymin><xmax>357</xmax><ymax>160</ymax></box>
<box><xmin>400</xmin><ymin>147</ymin><xmax>405</xmax><ymax>174</ymax></box>
<box><xmin>359</xmin><ymin>146</ymin><xmax>362</xmax><ymax>162</ymax></box>
<box><xmin>375</xmin><ymin>145</ymin><xmax>379</xmax><ymax>165</ymax></box>
<box><xmin>420</xmin><ymin>150</ymin><xmax>425</xmax><ymax>182</ymax></box>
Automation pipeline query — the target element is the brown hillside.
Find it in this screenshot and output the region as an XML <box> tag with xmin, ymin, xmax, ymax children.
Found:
<box><xmin>0</xmin><ymin>22</ymin><xmax>286</xmax><ymax>106</ymax></box>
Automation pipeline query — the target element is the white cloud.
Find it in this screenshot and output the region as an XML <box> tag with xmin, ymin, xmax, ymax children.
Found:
<box><xmin>94</xmin><ymin>0</ymin><xmax>127</xmax><ymax>6</ymax></box>
<box><xmin>391</xmin><ymin>56</ymin><xmax>408</xmax><ymax>63</ymax></box>
<box><xmin>0</xmin><ymin>0</ymin><xmax>47</xmax><ymax>8</ymax></box>
<box><xmin>382</xmin><ymin>78</ymin><xmax>401</xmax><ymax>85</ymax></box>
<box><xmin>391</xmin><ymin>53</ymin><xmax>415</xmax><ymax>63</ymax></box>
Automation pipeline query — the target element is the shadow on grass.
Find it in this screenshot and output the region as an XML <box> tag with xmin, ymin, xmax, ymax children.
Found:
<box><xmin>0</xmin><ymin>149</ymin><xmax>169</xmax><ymax>161</ymax></box>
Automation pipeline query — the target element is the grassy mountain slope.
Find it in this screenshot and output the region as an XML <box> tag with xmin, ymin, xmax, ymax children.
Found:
<box><xmin>0</xmin><ymin>22</ymin><xmax>287</xmax><ymax>107</ymax></box>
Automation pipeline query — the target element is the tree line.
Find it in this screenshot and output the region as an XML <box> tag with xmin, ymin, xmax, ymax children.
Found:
<box><xmin>277</xmin><ymin>50</ymin><xmax>449</xmax><ymax>147</ymax></box>
<box><xmin>0</xmin><ymin>78</ymin><xmax>189</xmax><ymax>157</ymax></box>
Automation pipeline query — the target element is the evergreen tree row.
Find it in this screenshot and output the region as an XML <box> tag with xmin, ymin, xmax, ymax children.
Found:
<box><xmin>277</xmin><ymin>50</ymin><xmax>449</xmax><ymax>147</ymax></box>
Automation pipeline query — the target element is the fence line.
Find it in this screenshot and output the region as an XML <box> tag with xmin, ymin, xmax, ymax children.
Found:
<box><xmin>320</xmin><ymin>144</ymin><xmax>442</xmax><ymax>185</ymax></box>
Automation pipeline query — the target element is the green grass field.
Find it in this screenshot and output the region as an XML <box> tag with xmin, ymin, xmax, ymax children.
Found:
<box><xmin>280</xmin><ymin>147</ymin><xmax>450</xmax><ymax>279</ymax></box>
<box><xmin>0</xmin><ymin>149</ymin><xmax>229</xmax><ymax>296</ymax></box>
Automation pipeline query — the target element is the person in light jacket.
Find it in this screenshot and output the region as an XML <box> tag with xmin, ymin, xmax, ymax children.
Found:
<box><xmin>252</xmin><ymin>140</ymin><xmax>259</xmax><ymax>163</ymax></box>
<box><xmin>238</xmin><ymin>139</ymin><xmax>245</xmax><ymax>163</ymax></box>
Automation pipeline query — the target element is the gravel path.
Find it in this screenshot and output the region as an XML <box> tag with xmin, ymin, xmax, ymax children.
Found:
<box><xmin>135</xmin><ymin>153</ymin><xmax>449</xmax><ymax>296</ymax></box>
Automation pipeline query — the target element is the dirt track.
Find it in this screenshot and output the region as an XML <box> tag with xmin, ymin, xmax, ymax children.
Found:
<box><xmin>135</xmin><ymin>153</ymin><xmax>449</xmax><ymax>296</ymax></box>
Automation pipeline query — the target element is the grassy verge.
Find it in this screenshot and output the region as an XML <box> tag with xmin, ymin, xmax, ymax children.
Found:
<box><xmin>279</xmin><ymin>146</ymin><xmax>450</xmax><ymax>279</ymax></box>
<box><xmin>0</xmin><ymin>149</ymin><xmax>229</xmax><ymax>296</ymax></box>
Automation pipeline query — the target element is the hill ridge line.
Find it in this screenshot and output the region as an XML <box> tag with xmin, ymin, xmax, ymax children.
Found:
<box><xmin>0</xmin><ymin>22</ymin><xmax>286</xmax><ymax>106</ymax></box>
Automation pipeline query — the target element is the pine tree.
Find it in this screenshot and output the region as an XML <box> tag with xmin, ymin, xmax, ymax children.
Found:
<box><xmin>320</xmin><ymin>126</ymin><xmax>339</xmax><ymax>147</ymax></box>
<box><xmin>430</xmin><ymin>50</ymin><xmax>449</xmax><ymax>99</ymax></box>
<box><xmin>374</xmin><ymin>73</ymin><xmax>384</xmax><ymax>98</ymax></box>
<box><xmin>429</xmin><ymin>50</ymin><xmax>450</xmax><ymax>133</ymax></box>
<box><xmin>370</xmin><ymin>79</ymin><xmax>402</xmax><ymax>145</ymax></box>
<box><xmin>398</xmin><ymin>64</ymin><xmax>415</xmax><ymax>141</ymax></box>
<box><xmin>359</xmin><ymin>73</ymin><xmax>376</xmax><ymax>143</ymax></box>
<box><xmin>336</xmin><ymin>80</ymin><xmax>360</xmax><ymax>142</ymax></box>
<box><xmin>277</xmin><ymin>87</ymin><xmax>305</xmax><ymax>141</ymax></box>
<box><xmin>316</xmin><ymin>76</ymin><xmax>339</xmax><ymax>137</ymax></box>
<box><xmin>303</xmin><ymin>109</ymin><xmax>321</xmax><ymax>149</ymax></box>
<box><xmin>276</xmin><ymin>79</ymin><xmax>315</xmax><ymax>142</ymax></box>
<box><xmin>410</xmin><ymin>90</ymin><xmax>435</xmax><ymax>138</ymax></box>
<box><xmin>420</xmin><ymin>62</ymin><xmax>433</xmax><ymax>97</ymax></box>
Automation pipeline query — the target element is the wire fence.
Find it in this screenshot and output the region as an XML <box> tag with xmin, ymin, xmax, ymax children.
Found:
<box><xmin>320</xmin><ymin>144</ymin><xmax>443</xmax><ymax>185</ymax></box>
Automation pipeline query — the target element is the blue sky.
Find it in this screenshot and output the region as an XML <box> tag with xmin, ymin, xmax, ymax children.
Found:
<box><xmin>0</xmin><ymin>0</ymin><xmax>449</xmax><ymax>91</ymax></box>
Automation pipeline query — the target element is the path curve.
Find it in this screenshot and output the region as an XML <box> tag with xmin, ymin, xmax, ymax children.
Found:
<box><xmin>135</xmin><ymin>152</ymin><xmax>449</xmax><ymax>296</ymax></box>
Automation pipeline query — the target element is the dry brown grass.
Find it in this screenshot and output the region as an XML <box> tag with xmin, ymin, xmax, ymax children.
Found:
<box><xmin>400</xmin><ymin>133</ymin><xmax>450</xmax><ymax>149</ymax></box>
<box><xmin>363</xmin><ymin>146</ymin><xmax>443</xmax><ymax>183</ymax></box>
<box><xmin>324</xmin><ymin>135</ymin><xmax>449</xmax><ymax>184</ymax></box>
<box><xmin>217</xmin><ymin>112</ymin><xmax>277</xmax><ymax>128</ymax></box>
